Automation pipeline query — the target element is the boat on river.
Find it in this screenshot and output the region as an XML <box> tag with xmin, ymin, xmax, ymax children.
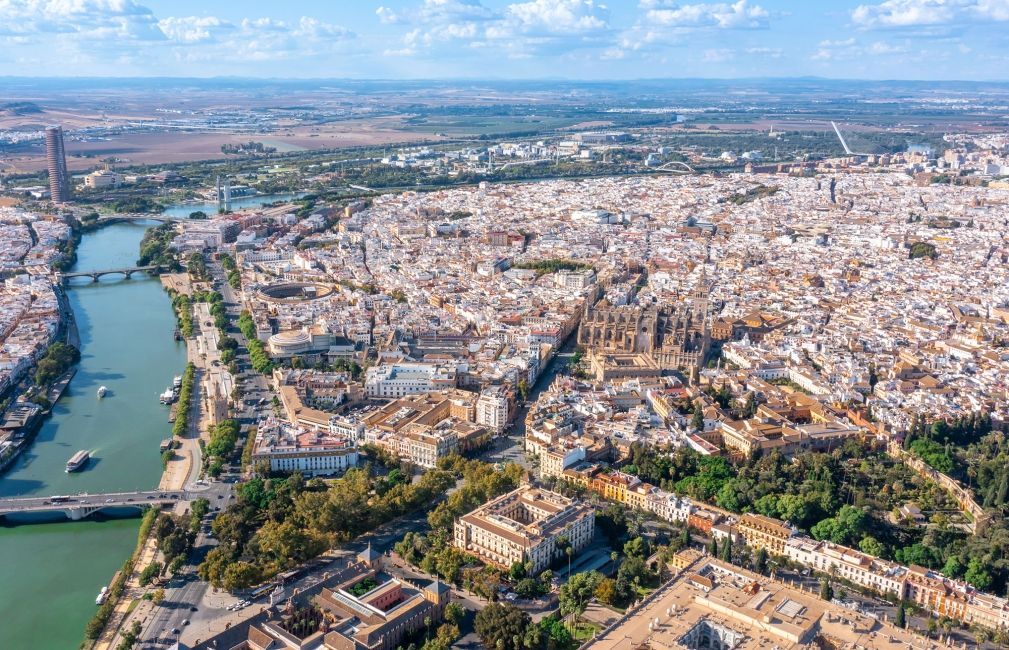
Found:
<box><xmin>95</xmin><ymin>586</ymin><xmax>108</xmax><ymax>605</ymax></box>
<box><xmin>97</xmin><ymin>386</ymin><xmax>108</xmax><ymax>399</ymax></box>
<box><xmin>65</xmin><ymin>449</ymin><xmax>90</xmax><ymax>472</ymax></box>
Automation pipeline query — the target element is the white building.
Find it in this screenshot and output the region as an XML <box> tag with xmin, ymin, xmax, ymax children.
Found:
<box><xmin>555</xmin><ymin>269</ymin><xmax>596</xmax><ymax>290</ymax></box>
<box><xmin>364</xmin><ymin>362</ymin><xmax>457</xmax><ymax>399</ymax></box>
<box><xmin>646</xmin><ymin>492</ymin><xmax>694</xmax><ymax>524</ymax></box>
<box><xmin>83</xmin><ymin>169</ymin><xmax>127</xmax><ymax>189</ymax></box>
<box><xmin>476</xmin><ymin>387</ymin><xmax>510</xmax><ymax>432</ymax></box>
<box><xmin>784</xmin><ymin>537</ymin><xmax>907</xmax><ymax>599</ymax></box>
<box><xmin>330</xmin><ymin>414</ymin><xmax>366</xmax><ymax>441</ymax></box>
<box><xmin>251</xmin><ymin>418</ymin><xmax>358</xmax><ymax>477</ymax></box>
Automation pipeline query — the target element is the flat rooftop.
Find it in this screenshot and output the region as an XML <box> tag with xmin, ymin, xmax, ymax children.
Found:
<box><xmin>584</xmin><ymin>556</ymin><xmax>940</xmax><ymax>650</ymax></box>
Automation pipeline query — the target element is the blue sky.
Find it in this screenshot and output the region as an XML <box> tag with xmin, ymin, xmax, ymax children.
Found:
<box><xmin>0</xmin><ymin>0</ymin><xmax>1007</xmax><ymax>80</ymax></box>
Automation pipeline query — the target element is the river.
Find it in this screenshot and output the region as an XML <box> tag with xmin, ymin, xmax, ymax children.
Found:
<box><xmin>0</xmin><ymin>221</ymin><xmax>187</xmax><ymax>649</ymax></box>
<box><xmin>161</xmin><ymin>192</ymin><xmax>305</xmax><ymax>218</ymax></box>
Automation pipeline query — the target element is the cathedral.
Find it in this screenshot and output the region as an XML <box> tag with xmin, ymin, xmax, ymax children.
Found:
<box><xmin>577</xmin><ymin>284</ymin><xmax>712</xmax><ymax>374</ymax></box>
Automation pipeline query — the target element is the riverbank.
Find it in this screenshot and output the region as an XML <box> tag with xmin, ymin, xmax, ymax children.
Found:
<box><xmin>92</xmin><ymin>281</ymin><xmax>212</xmax><ymax>650</ymax></box>
<box><xmin>0</xmin><ymin>222</ymin><xmax>189</xmax><ymax>649</ymax></box>
<box><xmin>0</xmin><ymin>277</ymin><xmax>82</xmax><ymax>478</ymax></box>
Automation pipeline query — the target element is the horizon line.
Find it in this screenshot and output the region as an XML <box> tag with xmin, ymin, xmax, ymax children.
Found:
<box><xmin>1</xmin><ymin>75</ymin><xmax>1009</xmax><ymax>85</ymax></box>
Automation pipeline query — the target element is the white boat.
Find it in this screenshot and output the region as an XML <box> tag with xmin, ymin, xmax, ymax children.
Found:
<box><xmin>95</xmin><ymin>586</ymin><xmax>109</xmax><ymax>605</ymax></box>
<box><xmin>172</xmin><ymin>375</ymin><xmax>183</xmax><ymax>389</ymax></box>
<box><xmin>97</xmin><ymin>386</ymin><xmax>108</xmax><ymax>399</ymax></box>
<box><xmin>66</xmin><ymin>449</ymin><xmax>90</xmax><ymax>472</ymax></box>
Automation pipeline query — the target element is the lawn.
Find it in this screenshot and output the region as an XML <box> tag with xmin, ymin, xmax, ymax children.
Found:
<box><xmin>571</xmin><ymin>620</ymin><xmax>602</xmax><ymax>643</ymax></box>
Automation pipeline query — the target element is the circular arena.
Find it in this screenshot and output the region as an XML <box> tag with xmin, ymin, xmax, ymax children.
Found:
<box><xmin>257</xmin><ymin>282</ymin><xmax>334</xmax><ymax>303</ymax></box>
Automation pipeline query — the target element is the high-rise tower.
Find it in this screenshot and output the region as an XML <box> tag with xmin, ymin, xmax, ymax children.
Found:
<box><xmin>45</xmin><ymin>125</ymin><xmax>71</xmax><ymax>203</ymax></box>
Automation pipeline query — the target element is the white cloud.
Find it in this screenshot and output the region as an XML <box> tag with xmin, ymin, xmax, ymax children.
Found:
<box><xmin>505</xmin><ymin>0</ymin><xmax>609</xmax><ymax>33</ymax></box>
<box><xmin>975</xmin><ymin>0</ymin><xmax>1009</xmax><ymax>19</ymax></box>
<box><xmin>157</xmin><ymin>16</ymin><xmax>227</xmax><ymax>43</ymax></box>
<box><xmin>851</xmin><ymin>0</ymin><xmax>957</xmax><ymax>28</ymax></box>
<box><xmin>418</xmin><ymin>0</ymin><xmax>496</xmax><ymax>22</ymax></box>
<box><xmin>0</xmin><ymin>1</ymin><xmax>355</xmax><ymax>71</ymax></box>
<box><xmin>702</xmin><ymin>47</ymin><xmax>734</xmax><ymax>61</ymax></box>
<box><xmin>646</xmin><ymin>0</ymin><xmax>770</xmax><ymax>29</ymax></box>
<box><xmin>868</xmin><ymin>40</ymin><xmax>908</xmax><ymax>54</ymax></box>
<box><xmin>812</xmin><ymin>38</ymin><xmax>858</xmax><ymax>60</ymax></box>
<box><xmin>745</xmin><ymin>46</ymin><xmax>782</xmax><ymax>58</ymax></box>
<box><xmin>818</xmin><ymin>38</ymin><xmax>856</xmax><ymax>47</ymax></box>
<box><xmin>376</xmin><ymin>6</ymin><xmax>403</xmax><ymax>24</ymax></box>
<box><xmin>851</xmin><ymin>0</ymin><xmax>1009</xmax><ymax>28</ymax></box>
<box><xmin>384</xmin><ymin>0</ymin><xmax>611</xmax><ymax>59</ymax></box>
<box><xmin>0</xmin><ymin>0</ymin><xmax>164</xmax><ymax>38</ymax></box>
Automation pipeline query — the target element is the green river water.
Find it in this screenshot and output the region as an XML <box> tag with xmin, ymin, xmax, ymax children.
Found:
<box><xmin>0</xmin><ymin>221</ymin><xmax>187</xmax><ymax>649</ymax></box>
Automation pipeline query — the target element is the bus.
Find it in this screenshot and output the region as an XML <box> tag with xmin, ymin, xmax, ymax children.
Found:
<box><xmin>249</xmin><ymin>583</ymin><xmax>276</xmax><ymax>600</ymax></box>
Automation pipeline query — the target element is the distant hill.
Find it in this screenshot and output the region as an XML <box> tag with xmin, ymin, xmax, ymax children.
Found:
<box><xmin>0</xmin><ymin>101</ymin><xmax>43</xmax><ymax>115</ymax></box>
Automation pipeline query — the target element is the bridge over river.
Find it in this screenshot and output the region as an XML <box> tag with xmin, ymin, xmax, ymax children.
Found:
<box><xmin>0</xmin><ymin>490</ymin><xmax>191</xmax><ymax>521</ymax></box>
<box><xmin>95</xmin><ymin>214</ymin><xmax>190</xmax><ymax>225</ymax></box>
<box><xmin>58</xmin><ymin>265</ymin><xmax>161</xmax><ymax>283</ymax></box>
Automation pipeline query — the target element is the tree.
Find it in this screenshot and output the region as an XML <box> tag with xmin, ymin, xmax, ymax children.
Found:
<box><xmin>709</xmin><ymin>537</ymin><xmax>718</xmax><ymax>557</ymax></box>
<box><xmin>752</xmin><ymin>547</ymin><xmax>768</xmax><ymax>575</ymax></box>
<box><xmin>719</xmin><ymin>535</ymin><xmax>732</xmax><ymax>563</ymax></box>
<box><xmin>623</xmin><ymin>536</ymin><xmax>648</xmax><ymax>560</ymax></box>
<box><xmin>895</xmin><ymin>602</ymin><xmax>907</xmax><ymax>628</ymax></box>
<box><xmin>139</xmin><ymin>560</ymin><xmax>163</xmax><ymax>586</ymax></box>
<box><xmin>509</xmin><ymin>560</ymin><xmax>526</xmax><ymax>581</ymax></box>
<box><xmin>423</xmin><ymin>622</ymin><xmax>461</xmax><ymax>650</ymax></box>
<box><xmin>743</xmin><ymin>392</ymin><xmax>757</xmax><ymax>417</ymax></box>
<box><xmin>444</xmin><ymin>602</ymin><xmax>465</xmax><ymax>627</ymax></box>
<box><xmin>515</xmin><ymin>578</ymin><xmax>541</xmax><ymax>599</ymax></box>
<box><xmin>222</xmin><ymin>561</ymin><xmax>263</xmax><ymax>592</ymax></box>
<box><xmin>538</xmin><ymin>614</ymin><xmax>573</xmax><ymax>649</ymax></box>
<box><xmin>691</xmin><ymin>403</ymin><xmax>704</xmax><ymax>431</ymax></box>
<box><xmin>217</xmin><ymin>336</ymin><xmax>239</xmax><ymax>352</ymax></box>
<box><xmin>474</xmin><ymin>603</ymin><xmax>532</xmax><ymax>650</ymax></box>
<box><xmin>517</xmin><ymin>379</ymin><xmax>529</xmax><ymax>401</ymax></box>
<box><xmin>116</xmin><ymin>620</ymin><xmax>143</xmax><ymax>650</ymax></box>
<box><xmin>190</xmin><ymin>497</ymin><xmax>210</xmax><ymax>531</ymax></box>
<box><xmin>819</xmin><ymin>577</ymin><xmax>833</xmax><ymax>602</ymax></box>
<box><xmin>559</xmin><ymin>571</ymin><xmax>602</xmax><ymax>618</ymax></box>
<box><xmin>594</xmin><ymin>577</ymin><xmax>617</xmax><ymax>605</ymax></box>
<box><xmin>965</xmin><ymin>557</ymin><xmax>993</xmax><ymax>591</ymax></box>
<box><xmin>942</xmin><ymin>555</ymin><xmax>964</xmax><ymax>579</ymax></box>
<box><xmin>859</xmin><ymin>535</ymin><xmax>885</xmax><ymax>558</ymax></box>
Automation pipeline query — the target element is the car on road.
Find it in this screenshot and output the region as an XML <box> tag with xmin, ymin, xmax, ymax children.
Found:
<box><xmin>183</xmin><ymin>619</ymin><xmax>190</xmax><ymax>626</ymax></box>
<box><xmin>171</xmin><ymin>628</ymin><xmax>181</xmax><ymax>635</ymax></box>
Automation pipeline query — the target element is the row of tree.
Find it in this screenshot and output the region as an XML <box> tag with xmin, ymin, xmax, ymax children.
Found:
<box><xmin>238</xmin><ymin>310</ymin><xmax>273</xmax><ymax>374</ymax></box>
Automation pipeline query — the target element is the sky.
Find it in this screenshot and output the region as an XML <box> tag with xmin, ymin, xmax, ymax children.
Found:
<box><xmin>0</xmin><ymin>0</ymin><xmax>1007</xmax><ymax>80</ymax></box>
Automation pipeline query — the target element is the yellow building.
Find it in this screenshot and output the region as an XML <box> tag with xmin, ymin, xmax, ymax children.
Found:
<box><xmin>736</xmin><ymin>513</ymin><xmax>794</xmax><ymax>555</ymax></box>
